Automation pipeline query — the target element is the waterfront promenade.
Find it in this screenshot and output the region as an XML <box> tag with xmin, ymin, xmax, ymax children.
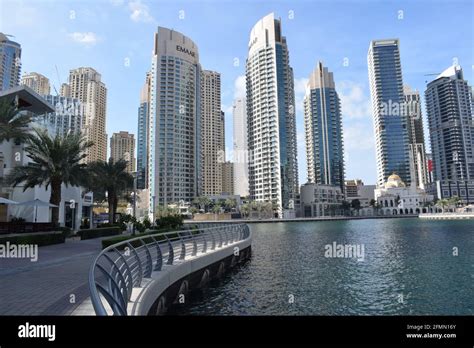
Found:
<box><xmin>186</xmin><ymin>214</ymin><xmax>418</xmax><ymax>224</ymax></box>
<box><xmin>0</xmin><ymin>237</ymin><xmax>105</xmax><ymax>315</ymax></box>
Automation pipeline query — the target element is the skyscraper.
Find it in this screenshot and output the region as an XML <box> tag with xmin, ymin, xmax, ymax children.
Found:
<box><xmin>110</xmin><ymin>131</ymin><xmax>136</xmax><ymax>174</ymax></box>
<box><xmin>404</xmin><ymin>85</ymin><xmax>428</xmax><ymax>188</ymax></box>
<box><xmin>0</xmin><ymin>33</ymin><xmax>21</xmax><ymax>92</ymax></box>
<box><xmin>41</xmin><ymin>94</ymin><xmax>84</xmax><ymax>137</ymax></box>
<box><xmin>425</xmin><ymin>65</ymin><xmax>474</xmax><ymax>181</ymax></box>
<box><xmin>246</xmin><ymin>13</ymin><xmax>299</xmax><ymax>216</ymax></box>
<box><xmin>148</xmin><ymin>27</ymin><xmax>201</xmax><ymax>212</ymax></box>
<box><xmin>304</xmin><ymin>62</ymin><xmax>345</xmax><ymax>191</ymax></box>
<box><xmin>368</xmin><ymin>39</ymin><xmax>411</xmax><ymax>187</ymax></box>
<box><xmin>232</xmin><ymin>97</ymin><xmax>249</xmax><ymax>197</ymax></box>
<box><xmin>137</xmin><ymin>72</ymin><xmax>151</xmax><ymax>190</ymax></box>
<box><xmin>200</xmin><ymin>70</ymin><xmax>224</xmax><ymax>196</ymax></box>
<box><xmin>21</xmin><ymin>72</ymin><xmax>50</xmax><ymax>95</ymax></box>
<box><xmin>62</xmin><ymin>67</ymin><xmax>107</xmax><ymax>163</ymax></box>
<box><xmin>222</xmin><ymin>161</ymin><xmax>234</xmax><ymax>195</ymax></box>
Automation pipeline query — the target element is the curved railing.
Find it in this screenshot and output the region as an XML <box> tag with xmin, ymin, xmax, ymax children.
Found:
<box><xmin>88</xmin><ymin>223</ymin><xmax>251</xmax><ymax>316</ymax></box>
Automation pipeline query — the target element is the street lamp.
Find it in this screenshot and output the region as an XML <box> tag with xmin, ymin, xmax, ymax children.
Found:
<box><xmin>132</xmin><ymin>171</ymin><xmax>137</xmax><ymax>235</ymax></box>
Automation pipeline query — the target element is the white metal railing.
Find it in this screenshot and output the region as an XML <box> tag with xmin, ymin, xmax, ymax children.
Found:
<box><xmin>88</xmin><ymin>224</ymin><xmax>251</xmax><ymax>315</ymax></box>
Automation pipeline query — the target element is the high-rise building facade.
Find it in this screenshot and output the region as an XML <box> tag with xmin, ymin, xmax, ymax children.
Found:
<box><xmin>110</xmin><ymin>131</ymin><xmax>136</xmax><ymax>173</ymax></box>
<box><xmin>41</xmin><ymin>95</ymin><xmax>84</xmax><ymax>137</ymax></box>
<box><xmin>425</xmin><ymin>65</ymin><xmax>474</xmax><ymax>181</ymax></box>
<box><xmin>368</xmin><ymin>39</ymin><xmax>411</xmax><ymax>187</ymax></box>
<box><xmin>200</xmin><ymin>70</ymin><xmax>224</xmax><ymax>196</ymax></box>
<box><xmin>404</xmin><ymin>85</ymin><xmax>428</xmax><ymax>188</ymax></box>
<box><xmin>0</xmin><ymin>33</ymin><xmax>21</xmax><ymax>91</ymax></box>
<box><xmin>148</xmin><ymin>27</ymin><xmax>201</xmax><ymax>212</ymax></box>
<box><xmin>304</xmin><ymin>62</ymin><xmax>345</xmax><ymax>191</ymax></box>
<box><xmin>222</xmin><ymin>161</ymin><xmax>234</xmax><ymax>195</ymax></box>
<box><xmin>21</xmin><ymin>72</ymin><xmax>50</xmax><ymax>95</ymax></box>
<box><xmin>137</xmin><ymin>72</ymin><xmax>151</xmax><ymax>190</ymax></box>
<box><xmin>246</xmin><ymin>13</ymin><xmax>299</xmax><ymax>216</ymax></box>
<box><xmin>62</xmin><ymin>67</ymin><xmax>107</xmax><ymax>163</ymax></box>
<box><xmin>232</xmin><ymin>97</ymin><xmax>249</xmax><ymax>197</ymax></box>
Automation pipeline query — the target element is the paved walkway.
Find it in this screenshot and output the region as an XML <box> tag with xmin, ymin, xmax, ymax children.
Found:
<box><xmin>0</xmin><ymin>237</ymin><xmax>106</xmax><ymax>315</ymax></box>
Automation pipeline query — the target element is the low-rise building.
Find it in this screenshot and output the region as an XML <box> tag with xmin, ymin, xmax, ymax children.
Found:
<box><xmin>426</xmin><ymin>180</ymin><xmax>474</xmax><ymax>204</ymax></box>
<box><xmin>299</xmin><ymin>183</ymin><xmax>344</xmax><ymax>217</ymax></box>
<box><xmin>374</xmin><ymin>173</ymin><xmax>434</xmax><ymax>215</ymax></box>
<box><xmin>0</xmin><ymin>86</ymin><xmax>93</xmax><ymax>228</ymax></box>
<box><xmin>344</xmin><ymin>179</ymin><xmax>375</xmax><ymax>208</ymax></box>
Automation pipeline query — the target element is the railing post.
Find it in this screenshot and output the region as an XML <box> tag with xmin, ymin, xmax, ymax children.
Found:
<box><xmin>150</xmin><ymin>236</ymin><xmax>163</xmax><ymax>271</ymax></box>
<box><xmin>165</xmin><ymin>236</ymin><xmax>174</xmax><ymax>265</ymax></box>
<box><xmin>126</xmin><ymin>242</ymin><xmax>143</xmax><ymax>286</ymax></box>
<box><xmin>209</xmin><ymin>229</ymin><xmax>216</xmax><ymax>250</ymax></box>
<box><xmin>178</xmin><ymin>232</ymin><xmax>186</xmax><ymax>260</ymax></box>
<box><xmin>191</xmin><ymin>230</ymin><xmax>198</xmax><ymax>256</ymax></box>
<box><xmin>202</xmin><ymin>230</ymin><xmax>207</xmax><ymax>253</ymax></box>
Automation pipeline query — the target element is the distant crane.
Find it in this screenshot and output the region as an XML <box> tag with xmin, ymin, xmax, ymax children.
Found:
<box><xmin>424</xmin><ymin>72</ymin><xmax>440</xmax><ymax>84</ymax></box>
<box><xmin>52</xmin><ymin>65</ymin><xmax>62</xmax><ymax>96</ymax></box>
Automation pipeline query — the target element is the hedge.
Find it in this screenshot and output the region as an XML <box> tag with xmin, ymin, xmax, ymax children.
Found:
<box><xmin>0</xmin><ymin>231</ymin><xmax>65</xmax><ymax>247</ymax></box>
<box><xmin>77</xmin><ymin>227</ymin><xmax>122</xmax><ymax>240</ymax></box>
<box><xmin>101</xmin><ymin>227</ymin><xmax>190</xmax><ymax>250</ymax></box>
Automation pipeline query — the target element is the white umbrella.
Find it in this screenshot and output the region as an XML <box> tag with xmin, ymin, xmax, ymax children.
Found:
<box><xmin>0</xmin><ymin>197</ymin><xmax>18</xmax><ymax>205</ymax></box>
<box><xmin>16</xmin><ymin>199</ymin><xmax>58</xmax><ymax>222</ymax></box>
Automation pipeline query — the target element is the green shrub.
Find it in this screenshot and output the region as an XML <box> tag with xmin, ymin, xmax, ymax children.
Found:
<box><xmin>143</xmin><ymin>217</ymin><xmax>151</xmax><ymax>229</ymax></box>
<box><xmin>155</xmin><ymin>214</ymin><xmax>183</xmax><ymax>230</ymax></box>
<box><xmin>101</xmin><ymin>227</ymin><xmax>184</xmax><ymax>249</ymax></box>
<box><xmin>77</xmin><ymin>227</ymin><xmax>121</xmax><ymax>240</ymax></box>
<box><xmin>56</xmin><ymin>226</ymin><xmax>72</xmax><ymax>238</ymax></box>
<box><xmin>0</xmin><ymin>232</ymin><xmax>65</xmax><ymax>246</ymax></box>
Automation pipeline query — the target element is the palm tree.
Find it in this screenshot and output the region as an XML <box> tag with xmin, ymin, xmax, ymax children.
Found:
<box><xmin>193</xmin><ymin>196</ymin><xmax>211</xmax><ymax>212</ymax></box>
<box><xmin>7</xmin><ymin>129</ymin><xmax>92</xmax><ymax>225</ymax></box>
<box><xmin>224</xmin><ymin>198</ymin><xmax>236</xmax><ymax>212</ymax></box>
<box><xmin>435</xmin><ymin>199</ymin><xmax>449</xmax><ymax>213</ymax></box>
<box><xmin>0</xmin><ymin>99</ymin><xmax>32</xmax><ymax>143</ymax></box>
<box><xmin>86</xmin><ymin>159</ymin><xmax>133</xmax><ymax>224</ymax></box>
<box><xmin>240</xmin><ymin>203</ymin><xmax>250</xmax><ymax>219</ymax></box>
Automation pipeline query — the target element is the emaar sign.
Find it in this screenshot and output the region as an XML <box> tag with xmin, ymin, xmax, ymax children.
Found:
<box><xmin>176</xmin><ymin>45</ymin><xmax>195</xmax><ymax>57</ymax></box>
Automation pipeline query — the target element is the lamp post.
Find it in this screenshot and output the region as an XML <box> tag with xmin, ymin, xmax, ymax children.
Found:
<box><xmin>132</xmin><ymin>171</ymin><xmax>137</xmax><ymax>235</ymax></box>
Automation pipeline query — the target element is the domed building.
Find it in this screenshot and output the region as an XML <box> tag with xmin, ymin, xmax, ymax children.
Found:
<box><xmin>374</xmin><ymin>173</ymin><xmax>434</xmax><ymax>215</ymax></box>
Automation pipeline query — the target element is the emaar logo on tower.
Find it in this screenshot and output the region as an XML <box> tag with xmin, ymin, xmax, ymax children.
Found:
<box><xmin>176</xmin><ymin>45</ymin><xmax>195</xmax><ymax>57</ymax></box>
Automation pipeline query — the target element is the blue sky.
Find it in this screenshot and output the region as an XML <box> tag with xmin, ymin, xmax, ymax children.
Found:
<box><xmin>1</xmin><ymin>0</ymin><xmax>472</xmax><ymax>185</ymax></box>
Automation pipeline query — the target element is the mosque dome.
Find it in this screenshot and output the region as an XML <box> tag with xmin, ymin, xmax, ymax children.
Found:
<box><xmin>385</xmin><ymin>173</ymin><xmax>406</xmax><ymax>188</ymax></box>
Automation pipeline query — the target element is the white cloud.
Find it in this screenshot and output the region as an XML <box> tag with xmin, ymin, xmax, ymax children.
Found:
<box><xmin>233</xmin><ymin>75</ymin><xmax>246</xmax><ymax>99</ymax></box>
<box><xmin>338</xmin><ymin>80</ymin><xmax>372</xmax><ymax>119</ymax></box>
<box><xmin>129</xmin><ymin>0</ymin><xmax>153</xmax><ymax>23</ymax></box>
<box><xmin>343</xmin><ymin>123</ymin><xmax>374</xmax><ymax>162</ymax></box>
<box><xmin>110</xmin><ymin>0</ymin><xmax>125</xmax><ymax>5</ymax></box>
<box><xmin>69</xmin><ymin>32</ymin><xmax>100</xmax><ymax>46</ymax></box>
<box><xmin>294</xmin><ymin>77</ymin><xmax>309</xmax><ymax>114</ymax></box>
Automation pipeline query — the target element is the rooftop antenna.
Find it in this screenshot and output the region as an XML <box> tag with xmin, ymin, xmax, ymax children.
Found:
<box><xmin>54</xmin><ymin>64</ymin><xmax>62</xmax><ymax>96</ymax></box>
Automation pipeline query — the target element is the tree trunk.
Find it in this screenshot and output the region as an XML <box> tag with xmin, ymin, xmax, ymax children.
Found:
<box><xmin>50</xmin><ymin>177</ymin><xmax>62</xmax><ymax>227</ymax></box>
<box><xmin>107</xmin><ymin>193</ymin><xmax>115</xmax><ymax>224</ymax></box>
<box><xmin>113</xmin><ymin>196</ymin><xmax>118</xmax><ymax>222</ymax></box>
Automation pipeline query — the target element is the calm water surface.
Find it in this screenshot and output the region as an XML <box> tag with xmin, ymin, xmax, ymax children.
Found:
<box><xmin>169</xmin><ymin>218</ymin><xmax>473</xmax><ymax>315</ymax></box>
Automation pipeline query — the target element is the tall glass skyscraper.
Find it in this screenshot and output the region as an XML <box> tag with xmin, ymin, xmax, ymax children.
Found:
<box><xmin>368</xmin><ymin>39</ymin><xmax>411</xmax><ymax>187</ymax></box>
<box><xmin>0</xmin><ymin>33</ymin><xmax>21</xmax><ymax>91</ymax></box>
<box><xmin>246</xmin><ymin>13</ymin><xmax>299</xmax><ymax>216</ymax></box>
<box><xmin>148</xmin><ymin>27</ymin><xmax>201</xmax><ymax>214</ymax></box>
<box><xmin>137</xmin><ymin>72</ymin><xmax>151</xmax><ymax>190</ymax></box>
<box><xmin>200</xmin><ymin>70</ymin><xmax>224</xmax><ymax>196</ymax></box>
<box><xmin>232</xmin><ymin>98</ymin><xmax>249</xmax><ymax>197</ymax></box>
<box><xmin>425</xmin><ymin>65</ymin><xmax>474</xmax><ymax>181</ymax></box>
<box><xmin>304</xmin><ymin>62</ymin><xmax>345</xmax><ymax>191</ymax></box>
<box><xmin>404</xmin><ymin>85</ymin><xmax>429</xmax><ymax>188</ymax></box>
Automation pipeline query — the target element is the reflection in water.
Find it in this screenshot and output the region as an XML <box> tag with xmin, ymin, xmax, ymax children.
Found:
<box><xmin>168</xmin><ymin>219</ymin><xmax>474</xmax><ymax>315</ymax></box>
